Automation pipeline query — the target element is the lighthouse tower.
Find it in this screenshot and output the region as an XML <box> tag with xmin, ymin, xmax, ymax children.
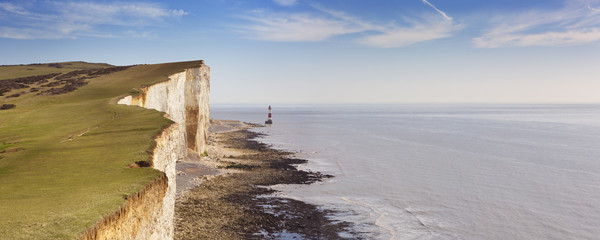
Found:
<box><xmin>265</xmin><ymin>105</ymin><xmax>273</xmax><ymax>124</ymax></box>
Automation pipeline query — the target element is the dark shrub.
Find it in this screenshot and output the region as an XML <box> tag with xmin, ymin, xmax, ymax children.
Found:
<box><xmin>0</xmin><ymin>104</ymin><xmax>16</xmax><ymax>110</ymax></box>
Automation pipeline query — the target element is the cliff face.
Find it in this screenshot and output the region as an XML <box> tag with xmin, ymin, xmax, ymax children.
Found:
<box><xmin>82</xmin><ymin>63</ymin><xmax>209</xmax><ymax>240</ymax></box>
<box><xmin>80</xmin><ymin>175</ymin><xmax>168</xmax><ymax>240</ymax></box>
<box><xmin>140</xmin><ymin>123</ymin><xmax>185</xmax><ymax>239</ymax></box>
<box><xmin>118</xmin><ymin>63</ymin><xmax>210</xmax><ymax>154</ymax></box>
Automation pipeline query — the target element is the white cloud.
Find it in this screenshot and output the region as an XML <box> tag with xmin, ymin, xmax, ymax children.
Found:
<box><xmin>360</xmin><ymin>21</ymin><xmax>461</xmax><ymax>48</ymax></box>
<box><xmin>241</xmin><ymin>13</ymin><xmax>362</xmax><ymax>42</ymax></box>
<box><xmin>474</xmin><ymin>1</ymin><xmax>600</xmax><ymax>48</ymax></box>
<box><xmin>171</xmin><ymin>9</ymin><xmax>188</xmax><ymax>17</ymax></box>
<box><xmin>310</xmin><ymin>5</ymin><xmax>384</xmax><ymax>32</ymax></box>
<box><xmin>421</xmin><ymin>0</ymin><xmax>452</xmax><ymax>21</ymax></box>
<box><xmin>239</xmin><ymin>3</ymin><xmax>461</xmax><ymax>47</ymax></box>
<box><xmin>273</xmin><ymin>0</ymin><xmax>298</xmax><ymax>7</ymax></box>
<box><xmin>0</xmin><ymin>1</ymin><xmax>187</xmax><ymax>39</ymax></box>
<box><xmin>475</xmin><ymin>28</ymin><xmax>600</xmax><ymax>47</ymax></box>
<box><xmin>588</xmin><ymin>5</ymin><xmax>600</xmax><ymax>13</ymax></box>
<box><xmin>0</xmin><ymin>27</ymin><xmax>59</xmax><ymax>39</ymax></box>
<box><xmin>0</xmin><ymin>2</ymin><xmax>29</xmax><ymax>15</ymax></box>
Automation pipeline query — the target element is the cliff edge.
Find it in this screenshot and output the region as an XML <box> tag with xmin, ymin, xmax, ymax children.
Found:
<box><xmin>82</xmin><ymin>62</ymin><xmax>210</xmax><ymax>240</ymax></box>
<box><xmin>118</xmin><ymin>61</ymin><xmax>211</xmax><ymax>154</ymax></box>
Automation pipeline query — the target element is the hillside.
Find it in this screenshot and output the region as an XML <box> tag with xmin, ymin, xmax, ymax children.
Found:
<box><xmin>0</xmin><ymin>60</ymin><xmax>203</xmax><ymax>239</ymax></box>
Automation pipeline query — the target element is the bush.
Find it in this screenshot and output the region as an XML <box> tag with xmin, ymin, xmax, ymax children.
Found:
<box><xmin>0</xmin><ymin>104</ymin><xmax>16</xmax><ymax>110</ymax></box>
<box><xmin>48</xmin><ymin>63</ymin><xmax>63</xmax><ymax>68</ymax></box>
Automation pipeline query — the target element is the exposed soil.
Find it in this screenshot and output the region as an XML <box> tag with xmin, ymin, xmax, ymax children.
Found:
<box><xmin>175</xmin><ymin>129</ymin><xmax>361</xmax><ymax>240</ymax></box>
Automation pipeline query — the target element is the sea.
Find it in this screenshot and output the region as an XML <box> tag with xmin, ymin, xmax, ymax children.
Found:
<box><xmin>211</xmin><ymin>103</ymin><xmax>600</xmax><ymax>240</ymax></box>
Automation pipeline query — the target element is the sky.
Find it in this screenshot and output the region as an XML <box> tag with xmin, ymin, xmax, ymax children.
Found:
<box><xmin>1</xmin><ymin>0</ymin><xmax>600</xmax><ymax>103</ymax></box>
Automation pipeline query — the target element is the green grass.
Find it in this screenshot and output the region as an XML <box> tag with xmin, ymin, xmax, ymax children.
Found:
<box><xmin>0</xmin><ymin>60</ymin><xmax>203</xmax><ymax>239</ymax></box>
<box><xmin>0</xmin><ymin>142</ymin><xmax>15</xmax><ymax>152</ymax></box>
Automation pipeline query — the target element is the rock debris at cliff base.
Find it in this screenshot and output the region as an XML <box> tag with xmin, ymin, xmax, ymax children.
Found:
<box><xmin>174</xmin><ymin>129</ymin><xmax>362</xmax><ymax>240</ymax></box>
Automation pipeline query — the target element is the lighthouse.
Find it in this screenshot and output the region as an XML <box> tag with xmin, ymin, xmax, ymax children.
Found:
<box><xmin>265</xmin><ymin>105</ymin><xmax>273</xmax><ymax>124</ymax></box>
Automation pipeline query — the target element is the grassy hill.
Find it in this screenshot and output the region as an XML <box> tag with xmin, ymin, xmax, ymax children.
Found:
<box><xmin>0</xmin><ymin>60</ymin><xmax>203</xmax><ymax>239</ymax></box>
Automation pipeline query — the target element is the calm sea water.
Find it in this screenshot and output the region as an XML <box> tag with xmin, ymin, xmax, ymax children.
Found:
<box><xmin>211</xmin><ymin>104</ymin><xmax>600</xmax><ymax>240</ymax></box>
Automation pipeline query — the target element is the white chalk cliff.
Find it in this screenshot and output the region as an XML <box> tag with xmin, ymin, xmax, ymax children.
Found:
<box><xmin>118</xmin><ymin>64</ymin><xmax>210</xmax><ymax>154</ymax></box>
<box><xmin>115</xmin><ymin>62</ymin><xmax>210</xmax><ymax>239</ymax></box>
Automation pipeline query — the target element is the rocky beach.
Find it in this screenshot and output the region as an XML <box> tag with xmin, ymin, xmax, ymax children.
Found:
<box><xmin>174</xmin><ymin>120</ymin><xmax>359</xmax><ymax>239</ymax></box>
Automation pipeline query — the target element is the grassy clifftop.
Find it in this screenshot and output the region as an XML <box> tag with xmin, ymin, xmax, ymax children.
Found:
<box><xmin>0</xmin><ymin>62</ymin><xmax>113</xmax><ymax>80</ymax></box>
<box><xmin>0</xmin><ymin>60</ymin><xmax>203</xmax><ymax>239</ymax></box>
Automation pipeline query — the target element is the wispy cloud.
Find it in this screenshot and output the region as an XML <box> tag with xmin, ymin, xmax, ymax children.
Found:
<box><xmin>0</xmin><ymin>1</ymin><xmax>186</xmax><ymax>39</ymax></box>
<box><xmin>589</xmin><ymin>5</ymin><xmax>600</xmax><ymax>13</ymax></box>
<box><xmin>474</xmin><ymin>1</ymin><xmax>600</xmax><ymax>47</ymax></box>
<box><xmin>240</xmin><ymin>12</ymin><xmax>362</xmax><ymax>42</ymax></box>
<box><xmin>421</xmin><ymin>0</ymin><xmax>452</xmax><ymax>21</ymax></box>
<box><xmin>359</xmin><ymin>19</ymin><xmax>460</xmax><ymax>48</ymax></box>
<box><xmin>238</xmin><ymin>1</ymin><xmax>461</xmax><ymax>47</ymax></box>
<box><xmin>272</xmin><ymin>0</ymin><xmax>298</xmax><ymax>7</ymax></box>
<box><xmin>0</xmin><ymin>2</ymin><xmax>29</xmax><ymax>15</ymax></box>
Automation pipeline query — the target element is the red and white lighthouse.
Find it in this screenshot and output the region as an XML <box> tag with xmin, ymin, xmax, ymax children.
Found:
<box><xmin>265</xmin><ymin>105</ymin><xmax>273</xmax><ymax>124</ymax></box>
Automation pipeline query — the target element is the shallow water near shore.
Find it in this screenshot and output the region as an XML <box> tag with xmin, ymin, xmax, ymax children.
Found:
<box><xmin>211</xmin><ymin>103</ymin><xmax>600</xmax><ymax>240</ymax></box>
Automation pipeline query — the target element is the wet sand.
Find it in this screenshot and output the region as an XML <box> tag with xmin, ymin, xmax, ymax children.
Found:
<box><xmin>176</xmin><ymin>159</ymin><xmax>219</xmax><ymax>196</ymax></box>
<box><xmin>174</xmin><ymin>121</ymin><xmax>360</xmax><ymax>239</ymax></box>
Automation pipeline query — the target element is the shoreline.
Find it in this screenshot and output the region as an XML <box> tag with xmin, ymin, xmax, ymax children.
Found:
<box><xmin>174</xmin><ymin>120</ymin><xmax>361</xmax><ymax>239</ymax></box>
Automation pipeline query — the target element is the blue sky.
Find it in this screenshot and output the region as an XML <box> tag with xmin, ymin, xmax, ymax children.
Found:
<box><xmin>1</xmin><ymin>0</ymin><xmax>600</xmax><ymax>103</ymax></box>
